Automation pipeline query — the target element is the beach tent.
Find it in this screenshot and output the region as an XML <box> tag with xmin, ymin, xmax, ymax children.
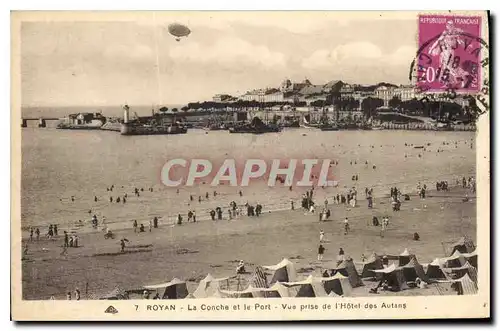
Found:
<box><xmin>401</xmin><ymin>256</ymin><xmax>429</xmax><ymax>283</ymax></box>
<box><xmin>449</xmin><ymin>236</ymin><xmax>476</xmax><ymax>256</ymax></box>
<box><xmin>263</xmin><ymin>258</ymin><xmax>297</xmax><ymax>284</ymax></box>
<box><xmin>398</xmin><ymin>248</ymin><xmax>416</xmax><ymax>266</ymax></box>
<box><xmin>282</xmin><ymin>275</ymin><xmax>328</xmax><ymax>298</ymax></box>
<box><xmin>425</xmin><ymin>258</ymin><xmax>448</xmax><ymax>280</ymax></box>
<box><xmin>193</xmin><ymin>273</ymin><xmax>230</xmax><ymax>298</ymax></box>
<box><xmin>451</xmin><ymin>273</ymin><xmax>478</xmax><ymax>295</ymax></box>
<box><xmin>462</xmin><ymin>250</ymin><xmax>478</xmax><ymax>268</ymax></box>
<box><xmin>218</xmin><ymin>283</ymin><xmax>290</xmax><ymax>298</ymax></box>
<box><xmin>373</xmin><ymin>264</ymin><xmax>409</xmax><ymax>292</ymax></box>
<box><xmin>328</xmin><ymin>290</ymin><xmax>340</xmax><ymax>297</ymax></box>
<box><xmin>144</xmin><ymin>278</ymin><xmax>189</xmax><ymax>299</ymax></box>
<box><xmin>317</xmin><ymin>273</ymin><xmax>352</xmax><ymax>297</ymax></box>
<box><xmin>450</xmin><ymin>261</ymin><xmax>478</xmax><ymax>284</ymax></box>
<box><xmin>330</xmin><ymin>258</ymin><xmax>363</xmax><ymax>287</ymax></box>
<box><xmin>445</xmin><ymin>250</ymin><xmax>467</xmax><ymax>268</ymax></box>
<box><xmin>360</xmin><ymin>253</ymin><xmax>384</xmax><ymax>279</ymax></box>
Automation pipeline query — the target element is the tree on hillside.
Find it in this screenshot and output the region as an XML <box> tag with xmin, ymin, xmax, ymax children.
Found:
<box><xmin>181</xmin><ymin>106</ymin><xmax>189</xmax><ymax>112</ymax></box>
<box><xmin>159</xmin><ymin>106</ymin><xmax>169</xmax><ymax>113</ymax></box>
<box><xmin>171</xmin><ymin>108</ymin><xmax>178</xmax><ymax>113</ymax></box>
<box><xmin>361</xmin><ymin>97</ymin><xmax>384</xmax><ymax>118</ymax></box>
<box><xmin>389</xmin><ymin>96</ymin><xmax>402</xmax><ymax>109</ymax></box>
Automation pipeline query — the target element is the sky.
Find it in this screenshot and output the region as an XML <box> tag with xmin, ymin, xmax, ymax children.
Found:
<box><xmin>20</xmin><ymin>12</ymin><xmax>420</xmax><ymax>107</ymax></box>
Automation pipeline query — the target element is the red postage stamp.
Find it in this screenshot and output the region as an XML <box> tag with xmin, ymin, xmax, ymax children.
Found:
<box><xmin>417</xmin><ymin>15</ymin><xmax>482</xmax><ymax>93</ymax></box>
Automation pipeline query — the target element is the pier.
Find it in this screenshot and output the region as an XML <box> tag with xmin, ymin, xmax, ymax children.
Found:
<box><xmin>21</xmin><ymin>117</ymin><xmax>61</xmax><ymax>128</ymax></box>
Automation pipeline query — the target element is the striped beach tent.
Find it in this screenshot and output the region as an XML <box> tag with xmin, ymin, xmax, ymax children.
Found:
<box><xmin>450</xmin><ymin>261</ymin><xmax>478</xmax><ymax>284</ymax></box>
<box><xmin>452</xmin><ymin>273</ymin><xmax>478</xmax><ymax>295</ymax></box>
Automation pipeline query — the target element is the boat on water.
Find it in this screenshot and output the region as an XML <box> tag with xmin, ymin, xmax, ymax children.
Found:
<box><xmin>120</xmin><ymin>105</ymin><xmax>188</xmax><ymax>135</ymax></box>
<box><xmin>205</xmin><ymin>123</ymin><xmax>228</xmax><ymax>131</ymax></box>
<box><xmin>57</xmin><ymin>112</ymin><xmax>106</xmax><ymax>130</ymax></box>
<box><xmin>229</xmin><ymin>117</ymin><xmax>281</xmax><ymax>134</ymax></box>
<box><xmin>434</xmin><ymin>122</ymin><xmax>454</xmax><ymax>131</ymax></box>
<box><xmin>319</xmin><ymin>123</ymin><xmax>339</xmax><ymax>131</ymax></box>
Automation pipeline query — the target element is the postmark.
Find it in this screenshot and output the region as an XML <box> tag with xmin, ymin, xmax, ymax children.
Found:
<box><xmin>409</xmin><ymin>14</ymin><xmax>490</xmax><ymax>120</ymax></box>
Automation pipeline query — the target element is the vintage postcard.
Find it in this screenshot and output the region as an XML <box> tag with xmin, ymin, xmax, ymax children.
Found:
<box><xmin>11</xmin><ymin>10</ymin><xmax>490</xmax><ymax>321</ymax></box>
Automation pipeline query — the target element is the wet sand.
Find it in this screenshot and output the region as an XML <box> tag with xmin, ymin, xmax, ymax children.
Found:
<box><xmin>21</xmin><ymin>186</ymin><xmax>475</xmax><ymax>299</ymax></box>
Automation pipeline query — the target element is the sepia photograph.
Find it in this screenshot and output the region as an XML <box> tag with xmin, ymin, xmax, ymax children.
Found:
<box><xmin>10</xmin><ymin>10</ymin><xmax>490</xmax><ymax>321</ymax></box>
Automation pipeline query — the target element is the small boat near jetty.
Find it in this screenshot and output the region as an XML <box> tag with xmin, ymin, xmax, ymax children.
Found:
<box><xmin>229</xmin><ymin>117</ymin><xmax>281</xmax><ymax>134</ymax></box>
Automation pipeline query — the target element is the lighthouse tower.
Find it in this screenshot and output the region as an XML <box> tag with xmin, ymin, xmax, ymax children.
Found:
<box><xmin>120</xmin><ymin>104</ymin><xmax>131</xmax><ymax>135</ymax></box>
<box><xmin>123</xmin><ymin>104</ymin><xmax>130</xmax><ymax>123</ymax></box>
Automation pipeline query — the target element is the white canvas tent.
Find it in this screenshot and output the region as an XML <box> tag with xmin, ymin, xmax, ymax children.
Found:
<box><xmin>192</xmin><ymin>273</ymin><xmax>230</xmax><ymax>298</ymax></box>
<box><xmin>144</xmin><ymin>278</ymin><xmax>189</xmax><ymax>299</ymax></box>
<box><xmin>263</xmin><ymin>258</ymin><xmax>297</xmax><ymax>284</ymax></box>
<box><xmin>373</xmin><ymin>263</ymin><xmax>409</xmax><ymax>292</ymax></box>
<box><xmin>425</xmin><ymin>258</ymin><xmax>448</xmax><ymax>280</ymax></box>
<box><xmin>282</xmin><ymin>275</ymin><xmax>328</xmax><ymax>298</ymax></box>
<box><xmin>315</xmin><ymin>273</ymin><xmax>352</xmax><ymax>297</ymax></box>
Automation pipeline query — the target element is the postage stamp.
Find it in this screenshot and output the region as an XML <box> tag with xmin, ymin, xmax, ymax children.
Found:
<box><xmin>10</xmin><ymin>10</ymin><xmax>490</xmax><ymax>321</ymax></box>
<box><xmin>417</xmin><ymin>15</ymin><xmax>483</xmax><ymax>93</ymax></box>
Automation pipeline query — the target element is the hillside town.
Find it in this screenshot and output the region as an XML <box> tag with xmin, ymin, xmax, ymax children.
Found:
<box><xmin>184</xmin><ymin>78</ymin><xmax>477</xmax><ymax>126</ymax></box>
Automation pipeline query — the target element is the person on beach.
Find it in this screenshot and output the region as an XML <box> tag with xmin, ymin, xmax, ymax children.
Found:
<box><xmin>64</xmin><ymin>231</ymin><xmax>69</xmax><ymax>247</ymax></box>
<box><xmin>206</xmin><ymin>192</ymin><xmax>209</xmax><ymax>200</ymax></box>
<box><xmin>291</xmin><ymin>201</ymin><xmax>295</xmax><ymax>210</ymax></box>
<box><xmin>177</xmin><ymin>214</ymin><xmax>183</xmax><ymax>225</ymax></box>
<box><xmin>133</xmin><ymin>220</ymin><xmax>138</xmax><ymax>232</ymax></box>
<box><xmin>228</xmin><ymin>209</ymin><xmax>232</xmax><ymax>220</ymax></box>
<box><xmin>236</xmin><ymin>260</ymin><xmax>245</xmax><ymax>274</ymax></box>
<box><xmin>47</xmin><ymin>225</ymin><xmax>53</xmax><ymax>239</ymax></box>
<box><xmin>94</xmin><ymin>196</ymin><xmax>98</xmax><ymax>202</ymax></box>
<box><xmin>319</xmin><ymin>230</ymin><xmax>325</xmax><ymax>243</ymax></box>
<box><xmin>187</xmin><ymin>210</ymin><xmax>193</xmax><ymax>222</ymax></box>
<box><xmin>35</xmin><ymin>228</ymin><xmax>40</xmax><ymax>241</ymax></box>
<box><xmin>109</xmin><ymin>197</ymin><xmax>113</xmax><ymax>203</ymax></box>
<box><xmin>75</xmin><ymin>288</ymin><xmax>81</xmax><ymax>301</ymax></box>
<box><xmin>153</xmin><ymin>217</ymin><xmax>158</xmax><ymax>228</ymax></box>
<box><xmin>337</xmin><ymin>248</ymin><xmax>345</xmax><ymax>265</ymax></box>
<box><xmin>120</xmin><ymin>238</ymin><xmax>128</xmax><ymax>252</ymax></box>
<box><xmin>149</xmin><ymin>220</ymin><xmax>153</xmax><ymax>232</ymax></box>
<box><xmin>139</xmin><ymin>224</ymin><xmax>145</xmax><ymax>232</ymax></box>
<box><xmin>380</xmin><ymin>218</ymin><xmax>387</xmax><ymax>238</ymax></box>
<box><xmin>29</xmin><ymin>228</ymin><xmax>33</xmax><ymax>241</ymax></box>
<box><xmin>66</xmin><ymin>292</ymin><xmax>72</xmax><ymax>300</ymax></box>
<box><xmin>344</xmin><ymin>218</ymin><xmax>350</xmax><ymax>235</ymax></box>
<box><xmin>239</xmin><ymin>190</ymin><xmax>243</xmax><ymax>197</ymax></box>
<box><xmin>317</xmin><ymin>244</ymin><xmax>325</xmax><ymax>261</ymax></box>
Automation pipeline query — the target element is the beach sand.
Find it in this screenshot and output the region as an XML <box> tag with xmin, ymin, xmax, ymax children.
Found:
<box><xmin>21</xmin><ymin>186</ymin><xmax>475</xmax><ymax>300</ymax></box>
